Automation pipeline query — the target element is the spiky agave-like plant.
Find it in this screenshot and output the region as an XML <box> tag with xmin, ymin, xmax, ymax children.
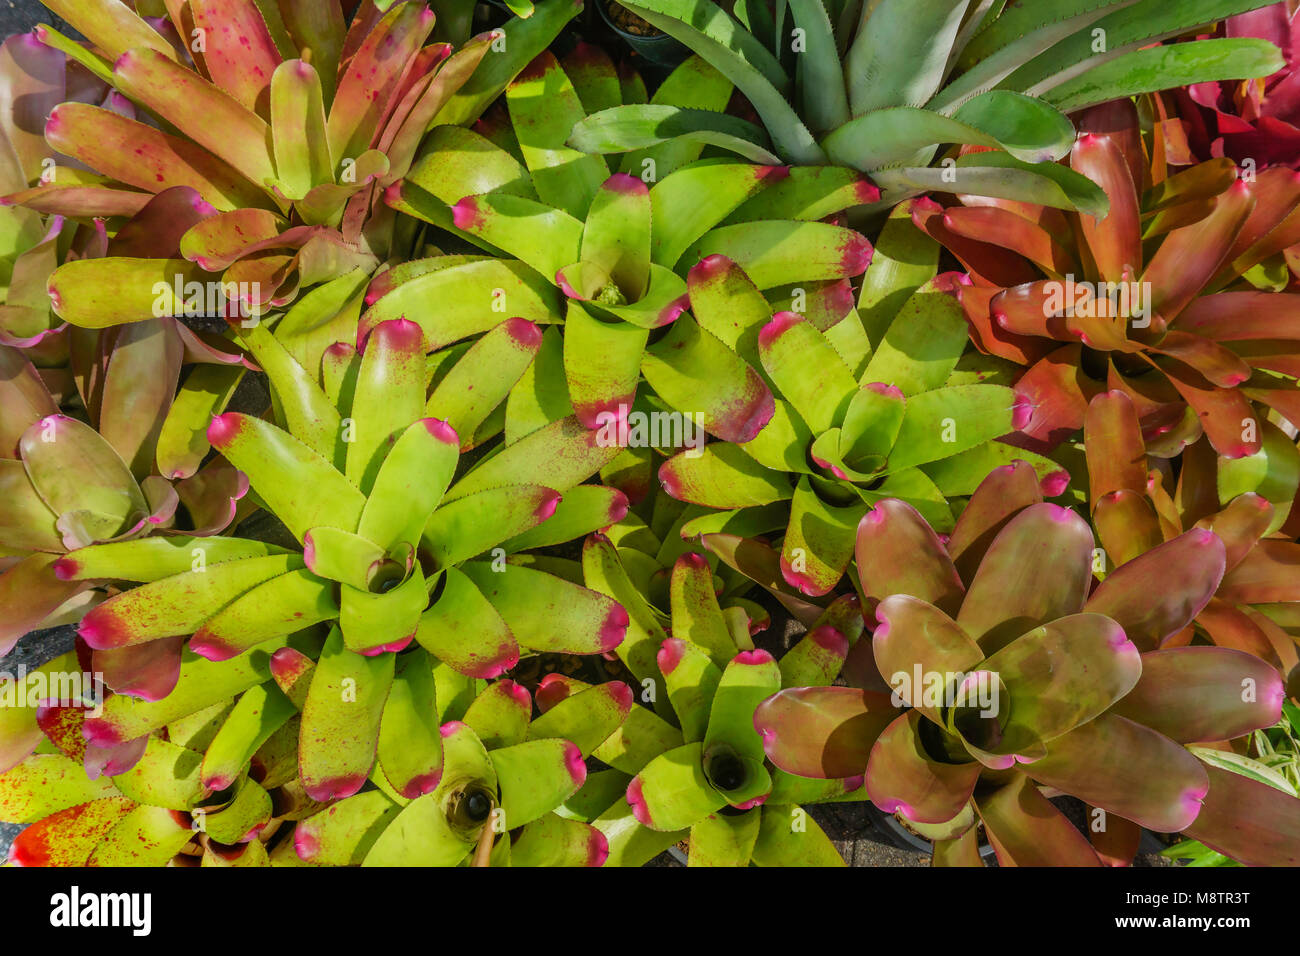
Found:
<box><xmin>755</xmin><ymin>462</ymin><xmax>1300</xmax><ymax>866</ymax></box>
<box><xmin>916</xmin><ymin>100</ymin><xmax>1300</xmax><ymax>459</ymax></box>
<box><xmin>567</xmin><ymin>0</ymin><xmax>1286</xmax><ymax>212</ymax></box>
<box><xmin>375</xmin><ymin>44</ymin><xmax>876</xmax><ymax>432</ymax></box>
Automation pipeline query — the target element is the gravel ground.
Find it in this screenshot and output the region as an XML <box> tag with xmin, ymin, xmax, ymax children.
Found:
<box><xmin>0</xmin><ymin>0</ymin><xmax>66</xmax><ymax>38</ymax></box>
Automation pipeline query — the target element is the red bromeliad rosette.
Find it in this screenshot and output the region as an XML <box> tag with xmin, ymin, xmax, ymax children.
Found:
<box><xmin>916</xmin><ymin>100</ymin><xmax>1300</xmax><ymax>461</ymax></box>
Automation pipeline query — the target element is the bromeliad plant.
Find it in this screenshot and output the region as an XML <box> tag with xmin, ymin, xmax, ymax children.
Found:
<box><xmin>920</xmin><ymin>100</ymin><xmax>1300</xmax><ymax>458</ymax></box>
<box><xmin>375</xmin><ymin>45</ymin><xmax>875</xmax><ymax>430</ymax></box>
<box><xmin>0</xmin><ymin>636</ymin><xmax>326</xmax><ymax>866</ymax></box>
<box><xmin>0</xmin><ymin>194</ymin><xmax>257</xmax><ymax>655</ymax></box>
<box><xmin>1084</xmin><ymin>389</ymin><xmax>1300</xmax><ymax>674</ymax></box>
<box><xmin>1168</xmin><ymin>1</ymin><xmax>1300</xmax><ymax>171</ymax></box>
<box><xmin>288</xmin><ymin>672</ymin><xmax>628</xmax><ymax>866</ymax></box>
<box><xmin>539</xmin><ymin>534</ymin><xmax>868</xmax><ymax>865</ymax></box>
<box><xmin>0</xmin><ymin>30</ymin><xmax>116</xmax><ymax>351</ymax></box>
<box><xmin>25</xmin><ymin>0</ymin><xmax>579</xmax><ymax>324</ymax></box>
<box><xmin>755</xmin><ymin>462</ymin><xmax>1300</xmax><ymax>866</ymax></box>
<box><xmin>567</xmin><ymin>0</ymin><xmax>1286</xmax><ymax>211</ymax></box>
<box><xmin>1163</xmin><ymin>694</ymin><xmax>1300</xmax><ymax>865</ymax></box>
<box><xmin>0</xmin><ymin>392</ymin><xmax>247</xmax><ymax>658</ymax></box>
<box><xmin>52</xmin><ymin>316</ymin><xmax>631</xmax><ymax>800</ymax></box>
<box><xmin>651</xmin><ymin>229</ymin><xmax>1065</xmax><ymax>599</ymax></box>
<box><xmin>0</xmin><ymin>627</ymin><xmax>621</xmax><ymax>866</ymax></box>
<box><xmin>607</xmin><ymin>558</ymin><xmax>863</xmax><ymax>866</ymax></box>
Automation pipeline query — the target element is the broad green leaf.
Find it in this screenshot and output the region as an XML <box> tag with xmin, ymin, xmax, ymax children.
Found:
<box><xmin>345</xmin><ymin>319</ymin><xmax>427</xmax><ymax>496</ymax></box>
<box><xmin>872</xmin><ymin>152</ymin><xmax>1109</xmax><ymax>216</ymax></box>
<box><xmin>1042</xmin><ymin>39</ymin><xmax>1286</xmax><ymax>114</ymax></box>
<box><xmin>201</xmin><ymin>681</ymin><xmax>298</xmax><ymax>791</ymax></box>
<box><xmin>459</xmin><ymin>561</ymin><xmax>628</xmax><ymax>655</ymax></box>
<box><xmin>77</xmin><ymin>555</ymin><xmax>304</xmax><ymax>650</ymax></box>
<box><xmin>845</xmin><ymin>0</ymin><xmax>970</xmax><ymax>115</ymax></box>
<box><xmin>885</xmin><ymin>384</ymin><xmax>1016</xmax><ymax>470</ymax></box>
<box><xmin>299</xmin><ymin>627</ymin><xmax>395</xmax><ymax>801</ymax></box>
<box><xmin>570</xmin><ymin>104</ymin><xmax>780</xmax><ymax>165</ymax></box>
<box><xmin>505</xmin><ymin>51</ymin><xmax>608</xmax><ymax>219</ymax></box>
<box><xmin>416</xmin><ymin>566</ymin><xmax>519</xmax><ymax>679</ymax></box>
<box><xmin>377</xmin><ymin>648</ymin><xmax>444</xmax><ymax>799</ymax></box>
<box><xmin>189</xmin><ymin>569</ymin><xmax>336</xmax><ymax>661</ymax></box>
<box><xmin>209</xmin><ymin>413</ymin><xmax>365</xmax><ymax>541</ymax></box>
<box><xmin>704</xmin><ymin>649</ymin><xmax>782</xmax><ymax>768</ymax></box>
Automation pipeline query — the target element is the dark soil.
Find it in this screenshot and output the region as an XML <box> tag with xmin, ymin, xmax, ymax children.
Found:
<box><xmin>605</xmin><ymin>2</ymin><xmax>663</xmax><ymax>37</ymax></box>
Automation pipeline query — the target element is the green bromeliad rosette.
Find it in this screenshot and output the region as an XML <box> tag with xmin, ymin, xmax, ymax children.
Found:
<box><xmin>649</xmin><ymin>213</ymin><xmax>1067</xmax><ymax>602</ymax></box>
<box><xmin>28</xmin><ymin>0</ymin><xmax>581</xmax><ymax>328</ymax></box>
<box><xmin>755</xmin><ymin>463</ymin><xmax>1300</xmax><ymax>866</ymax></box>
<box><xmin>0</xmin><ymin>640</ymin><xmax>632</xmax><ymax>866</ymax></box>
<box><xmin>0</xmin><ymin>0</ymin><xmax>585</xmax><ymax>656</ymax></box>
<box><xmin>44</xmin><ymin>315</ymin><xmax>629</xmax><ymax>807</ymax></box>
<box><xmin>550</xmin><ymin>537</ymin><xmax>872</xmax><ymax>866</ymax></box>
<box><xmin>374</xmin><ymin>43</ymin><xmax>877</xmax><ymax>433</ymax></box>
<box><xmin>287</xmin><ymin>670</ymin><xmax>637</xmax><ymax>866</ymax></box>
<box><xmin>569</xmin><ymin>0</ymin><xmax>1284</xmax><ymax>213</ymax></box>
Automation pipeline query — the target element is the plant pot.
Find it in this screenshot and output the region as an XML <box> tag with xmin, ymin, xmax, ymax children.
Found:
<box><xmin>480</xmin><ymin>0</ymin><xmax>581</xmax><ymax>57</ymax></box>
<box><xmin>597</xmin><ymin>1</ymin><xmax>690</xmax><ymax>68</ymax></box>
<box><xmin>864</xmin><ymin>803</ymin><xmax>998</xmax><ymax>860</ymax></box>
<box><xmin>867</xmin><ymin>802</ymin><xmax>1171</xmax><ymax>864</ymax></box>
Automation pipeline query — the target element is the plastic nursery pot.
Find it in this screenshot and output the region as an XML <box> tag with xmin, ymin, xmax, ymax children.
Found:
<box><xmin>597</xmin><ymin>0</ymin><xmax>690</xmax><ymax>68</ymax></box>
<box><xmin>864</xmin><ymin>802</ymin><xmax>998</xmax><ymax>861</ymax></box>
<box><xmin>480</xmin><ymin>0</ymin><xmax>581</xmax><ymax>57</ymax></box>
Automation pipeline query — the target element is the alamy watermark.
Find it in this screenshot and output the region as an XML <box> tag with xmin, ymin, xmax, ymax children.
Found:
<box><xmin>594</xmin><ymin>404</ymin><xmax>706</xmax><ymax>458</ymax></box>
<box><xmin>152</xmin><ymin>275</ymin><xmax>262</xmax><ymax>327</ymax></box>
<box><xmin>50</xmin><ymin>887</ymin><xmax>151</xmax><ymax>936</ymax></box>
<box><xmin>1042</xmin><ymin>275</ymin><xmax>1152</xmax><ymax>329</ymax></box>
<box><xmin>889</xmin><ymin>666</ymin><xmax>1000</xmax><ymax>718</ymax></box>
<box><xmin>0</xmin><ymin>664</ymin><xmax>105</xmax><ymax>717</ymax></box>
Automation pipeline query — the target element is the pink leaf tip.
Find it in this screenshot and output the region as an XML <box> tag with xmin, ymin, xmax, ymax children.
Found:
<box><xmin>657</xmin><ymin>638</ymin><xmax>686</xmax><ymax>674</ymax></box>
<box><xmin>758</xmin><ymin>311</ymin><xmax>803</xmax><ymax>349</ymax></box>
<box><xmin>564</xmin><ymin>741</ymin><xmax>587</xmax><ymax>787</ymax></box>
<box><xmin>206</xmin><ymin>413</ymin><xmax>243</xmax><ymax>449</ymax></box>
<box><xmin>626</xmin><ymin>775</ymin><xmax>652</xmax><ymax>826</ymax></box>
<box><xmin>51</xmin><ymin>557</ymin><xmax>78</xmax><ymax>581</ymax></box>
<box><xmin>502</xmin><ymin>316</ymin><xmax>543</xmax><ymax>349</ymax></box>
<box><xmin>422</xmin><ymin>417</ymin><xmax>460</xmax><ymax>446</ymax></box>
<box><xmin>599</xmin><ymin>604</ymin><xmax>629</xmax><ymax>652</ymax></box>
<box><xmin>604</xmin><ymin>172</ymin><xmax>648</xmax><ymax>195</ymax></box>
